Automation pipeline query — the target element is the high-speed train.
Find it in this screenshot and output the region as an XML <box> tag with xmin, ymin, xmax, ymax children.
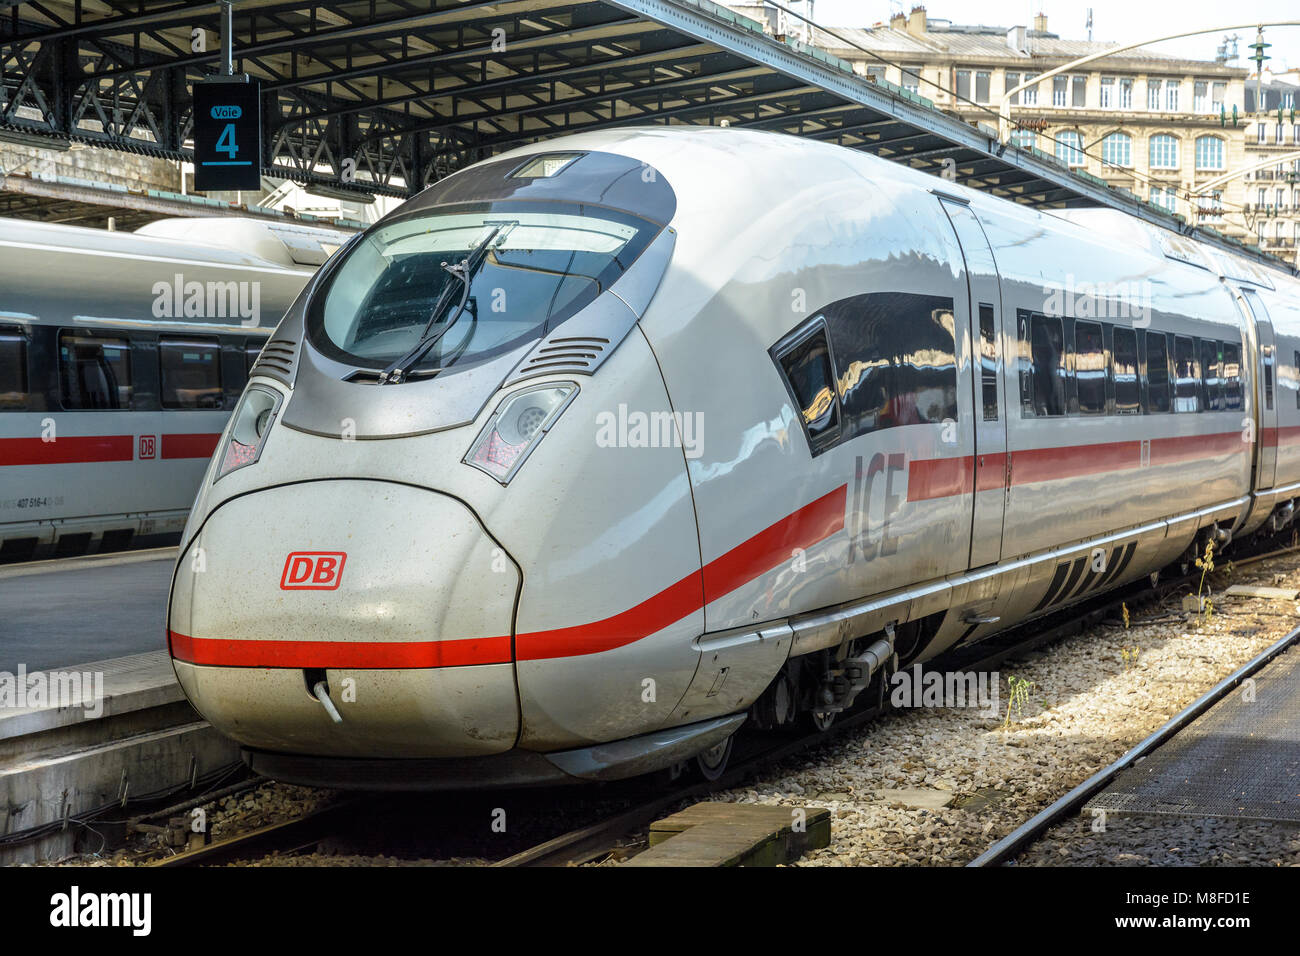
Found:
<box><xmin>0</xmin><ymin>216</ymin><xmax>346</xmax><ymax>562</ymax></box>
<box><xmin>165</xmin><ymin>127</ymin><xmax>1300</xmax><ymax>789</ymax></box>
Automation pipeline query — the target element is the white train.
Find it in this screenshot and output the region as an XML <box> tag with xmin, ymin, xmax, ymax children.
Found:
<box><xmin>165</xmin><ymin>128</ymin><xmax>1300</xmax><ymax>788</ymax></box>
<box><xmin>0</xmin><ymin>217</ymin><xmax>344</xmax><ymax>561</ymax></box>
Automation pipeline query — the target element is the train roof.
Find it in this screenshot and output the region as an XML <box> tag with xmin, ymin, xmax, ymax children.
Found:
<box><xmin>0</xmin><ymin>216</ymin><xmax>346</xmax><ymax>274</ymax></box>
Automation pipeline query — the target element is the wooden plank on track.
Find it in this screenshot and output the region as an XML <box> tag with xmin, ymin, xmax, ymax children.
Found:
<box><xmin>624</xmin><ymin>802</ymin><xmax>829</xmax><ymax>867</ymax></box>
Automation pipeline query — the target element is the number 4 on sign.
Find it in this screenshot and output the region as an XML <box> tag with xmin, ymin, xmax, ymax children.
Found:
<box><xmin>216</xmin><ymin>122</ymin><xmax>238</xmax><ymax>159</ymax></box>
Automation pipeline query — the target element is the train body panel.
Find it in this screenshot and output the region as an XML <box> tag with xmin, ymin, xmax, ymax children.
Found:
<box><xmin>157</xmin><ymin>126</ymin><xmax>1300</xmax><ymax>788</ymax></box>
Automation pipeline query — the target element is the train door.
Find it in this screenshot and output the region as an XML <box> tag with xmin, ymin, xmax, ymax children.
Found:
<box><xmin>938</xmin><ymin>196</ymin><xmax>1007</xmax><ymax>568</ymax></box>
<box><xmin>1241</xmin><ymin>288</ymin><xmax>1278</xmax><ymax>490</ymax></box>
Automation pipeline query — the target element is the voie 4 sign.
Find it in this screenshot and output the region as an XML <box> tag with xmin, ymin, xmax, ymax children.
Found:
<box><xmin>193</xmin><ymin>77</ymin><xmax>262</xmax><ymax>191</ymax></box>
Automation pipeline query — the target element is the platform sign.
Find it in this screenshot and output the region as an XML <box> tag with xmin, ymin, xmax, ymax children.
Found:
<box><xmin>193</xmin><ymin>78</ymin><xmax>261</xmax><ymax>191</ymax></box>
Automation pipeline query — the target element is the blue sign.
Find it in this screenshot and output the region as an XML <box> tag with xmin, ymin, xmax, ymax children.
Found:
<box><xmin>193</xmin><ymin>78</ymin><xmax>261</xmax><ymax>191</ymax></box>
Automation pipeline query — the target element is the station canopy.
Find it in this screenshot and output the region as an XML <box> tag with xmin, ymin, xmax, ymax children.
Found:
<box><xmin>0</xmin><ymin>0</ymin><xmax>1288</xmax><ymax>270</ymax></box>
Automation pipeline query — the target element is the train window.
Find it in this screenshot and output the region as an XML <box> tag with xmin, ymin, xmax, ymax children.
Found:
<box><xmin>1019</xmin><ymin>312</ymin><xmax>1065</xmax><ymax>417</ymax></box>
<box><xmin>1222</xmin><ymin>341</ymin><xmax>1243</xmax><ymax>410</ymax></box>
<box><xmin>1199</xmin><ymin>339</ymin><xmax>1223</xmax><ymax>411</ymax></box>
<box><xmin>1145</xmin><ymin>331</ymin><xmax>1171</xmax><ymax>413</ymax></box>
<box><xmin>59</xmin><ymin>332</ymin><xmax>132</xmax><ymax>410</ymax></box>
<box><xmin>160</xmin><ymin>337</ymin><xmax>223</xmax><ymax>409</ymax></box>
<box><xmin>1113</xmin><ymin>326</ymin><xmax>1139</xmax><ymax>414</ymax></box>
<box><xmin>774</xmin><ymin>322</ymin><xmax>839</xmax><ymax>453</ymax></box>
<box><xmin>1172</xmin><ymin>335</ymin><xmax>1200</xmax><ymax>412</ymax></box>
<box><xmin>1074</xmin><ymin>320</ymin><xmax>1105</xmax><ymax>415</ymax></box>
<box><xmin>824</xmin><ymin>292</ymin><xmax>959</xmax><ymax>441</ymax></box>
<box><xmin>978</xmin><ymin>303</ymin><xmax>998</xmax><ymax>422</ymax></box>
<box><xmin>0</xmin><ymin>325</ymin><xmax>27</xmax><ymax>410</ymax></box>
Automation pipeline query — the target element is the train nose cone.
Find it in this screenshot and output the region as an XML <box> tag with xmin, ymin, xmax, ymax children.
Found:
<box><xmin>168</xmin><ymin>480</ymin><xmax>519</xmax><ymax>757</ymax></box>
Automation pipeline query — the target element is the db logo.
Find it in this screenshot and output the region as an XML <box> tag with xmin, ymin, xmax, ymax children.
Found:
<box><xmin>138</xmin><ymin>435</ymin><xmax>156</xmax><ymax>460</ymax></box>
<box><xmin>280</xmin><ymin>552</ymin><xmax>347</xmax><ymax>590</ymax></box>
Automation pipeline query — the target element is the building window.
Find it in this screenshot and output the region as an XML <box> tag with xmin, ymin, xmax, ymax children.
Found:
<box><xmin>1257</xmin><ymin>122</ymin><xmax>1267</xmax><ymax>144</ymax></box>
<box><xmin>1023</xmin><ymin>73</ymin><xmax>1038</xmax><ymax>106</ymax></box>
<box><xmin>1053</xmin><ymin>75</ymin><xmax>1068</xmax><ymax>107</ymax></box>
<box><xmin>955</xmin><ymin>69</ymin><xmax>971</xmax><ymax>101</ymax></box>
<box><xmin>1149</xmin><ymin>133</ymin><xmax>1179</xmax><ymax>169</ymax></box>
<box><xmin>1212</xmin><ymin>81</ymin><xmax>1226</xmax><ymax>112</ymax></box>
<box><xmin>1072</xmin><ymin>75</ymin><xmax>1087</xmax><ymax>107</ymax></box>
<box><xmin>1100</xmin><ymin>76</ymin><xmax>1114</xmax><ymax>108</ymax></box>
<box><xmin>1258</xmin><ymin>187</ymin><xmax>1267</xmax><ymax>208</ymax></box>
<box><xmin>1166</xmin><ymin>80</ymin><xmax>1179</xmax><ymax>111</ymax></box>
<box><xmin>1277</xmin><ymin>123</ymin><xmax>1286</xmax><ymax>144</ymax></box>
<box><xmin>1194</xmin><ymin>135</ymin><xmax>1224</xmax><ymax>170</ymax></box>
<box><xmin>901</xmin><ymin>65</ymin><xmax>922</xmax><ymax>94</ymax></box>
<box><xmin>1294</xmin><ymin>124</ymin><xmax>1300</xmax><ymax>145</ymax></box>
<box><xmin>1011</xmin><ymin>129</ymin><xmax>1036</xmax><ymax>150</ymax></box>
<box><xmin>1196</xmin><ymin>190</ymin><xmax>1223</xmax><ymax>223</ymax></box>
<box><xmin>975</xmin><ymin>71</ymin><xmax>991</xmax><ymax>104</ymax></box>
<box><xmin>1147</xmin><ymin>78</ymin><xmax>1162</xmax><ymax>111</ymax></box>
<box><xmin>1005</xmin><ymin>71</ymin><xmax>1020</xmax><ymax>105</ymax></box>
<box><xmin>1119</xmin><ymin>77</ymin><xmax>1133</xmax><ymax>108</ymax></box>
<box><xmin>1194</xmin><ymin>80</ymin><xmax>1209</xmax><ymax>113</ymax></box>
<box><xmin>1102</xmin><ymin>132</ymin><xmax>1132</xmax><ymax>167</ymax></box>
<box><xmin>1150</xmin><ymin>185</ymin><xmax>1177</xmax><ymax>212</ymax></box>
<box><xmin>1056</xmin><ymin>130</ymin><xmax>1086</xmax><ymax>167</ymax></box>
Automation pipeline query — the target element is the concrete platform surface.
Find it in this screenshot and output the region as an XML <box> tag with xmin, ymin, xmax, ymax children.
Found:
<box><xmin>0</xmin><ymin>549</ymin><xmax>175</xmax><ymax>671</ymax></box>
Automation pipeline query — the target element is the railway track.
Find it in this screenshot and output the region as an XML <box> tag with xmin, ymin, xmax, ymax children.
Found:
<box><xmin>143</xmin><ymin>539</ymin><xmax>1300</xmax><ymax>868</ymax></box>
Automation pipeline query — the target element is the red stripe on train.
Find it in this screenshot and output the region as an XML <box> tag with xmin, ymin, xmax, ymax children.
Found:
<box><xmin>170</xmin><ymin>485</ymin><xmax>851</xmax><ymax>669</ymax></box>
<box><xmin>161</xmin><ymin>433</ymin><xmax>222</xmax><ymax>459</ymax></box>
<box><xmin>0</xmin><ymin>435</ymin><xmax>133</xmax><ymax>466</ymax></box>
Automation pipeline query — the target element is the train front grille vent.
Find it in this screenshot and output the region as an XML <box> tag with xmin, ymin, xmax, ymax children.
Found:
<box><xmin>518</xmin><ymin>336</ymin><xmax>609</xmax><ymax>374</ymax></box>
<box><xmin>346</xmin><ymin>367</ymin><xmax>439</xmax><ymax>385</ymax></box>
<box><xmin>250</xmin><ymin>338</ymin><xmax>298</xmax><ymax>386</ymax></box>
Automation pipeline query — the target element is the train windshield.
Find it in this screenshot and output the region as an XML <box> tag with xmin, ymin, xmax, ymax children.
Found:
<box><xmin>309</xmin><ymin>201</ymin><xmax>656</xmax><ymax>374</ymax></box>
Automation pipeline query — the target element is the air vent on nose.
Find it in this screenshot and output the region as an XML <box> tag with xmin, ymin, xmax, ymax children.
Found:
<box><xmin>504</xmin><ymin>336</ymin><xmax>612</xmax><ymax>385</ymax></box>
<box><xmin>250</xmin><ymin>338</ymin><xmax>299</xmax><ymax>387</ymax></box>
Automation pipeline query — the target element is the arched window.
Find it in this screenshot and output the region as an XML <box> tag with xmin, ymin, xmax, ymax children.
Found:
<box><xmin>1195</xmin><ymin>135</ymin><xmax>1225</xmax><ymax>171</ymax></box>
<box><xmin>1055</xmin><ymin>130</ymin><xmax>1085</xmax><ymax>167</ymax></box>
<box><xmin>1149</xmin><ymin>134</ymin><xmax>1179</xmax><ymax>169</ymax></box>
<box><xmin>1102</xmin><ymin>132</ymin><xmax>1132</xmax><ymax>168</ymax></box>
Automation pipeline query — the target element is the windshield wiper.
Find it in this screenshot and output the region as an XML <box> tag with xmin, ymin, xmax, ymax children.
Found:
<box><xmin>377</xmin><ymin>220</ymin><xmax>515</xmax><ymax>384</ymax></box>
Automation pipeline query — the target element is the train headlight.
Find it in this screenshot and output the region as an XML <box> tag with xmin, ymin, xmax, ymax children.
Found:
<box><xmin>464</xmin><ymin>382</ymin><xmax>578</xmax><ymax>483</ymax></box>
<box><xmin>217</xmin><ymin>385</ymin><xmax>282</xmax><ymax>481</ymax></box>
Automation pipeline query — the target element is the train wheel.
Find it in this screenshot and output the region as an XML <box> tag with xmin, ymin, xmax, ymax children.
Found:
<box><xmin>694</xmin><ymin>735</ymin><xmax>734</xmax><ymax>782</ymax></box>
<box><xmin>807</xmin><ymin>709</ymin><xmax>836</xmax><ymax>733</ymax></box>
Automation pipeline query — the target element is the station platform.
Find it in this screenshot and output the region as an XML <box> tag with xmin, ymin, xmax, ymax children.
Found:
<box><xmin>0</xmin><ymin>548</ymin><xmax>175</xmax><ymax>671</ymax></box>
<box><xmin>1087</xmin><ymin>644</ymin><xmax>1300</xmax><ymax>825</ymax></box>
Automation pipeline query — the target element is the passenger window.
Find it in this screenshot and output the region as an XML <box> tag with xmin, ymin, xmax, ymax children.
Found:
<box><xmin>1113</xmin><ymin>327</ymin><xmax>1139</xmax><ymax>414</ymax></box>
<box><xmin>775</xmin><ymin>322</ymin><xmax>839</xmax><ymax>452</ymax></box>
<box><xmin>1223</xmin><ymin>341</ymin><xmax>1243</xmax><ymax>410</ymax></box>
<box><xmin>0</xmin><ymin>325</ymin><xmax>28</xmax><ymax>410</ymax></box>
<box><xmin>1145</xmin><ymin>331</ymin><xmax>1171</xmax><ymax>413</ymax></box>
<box><xmin>1074</xmin><ymin>320</ymin><xmax>1105</xmax><ymax>415</ymax></box>
<box><xmin>160</xmin><ymin>336</ymin><xmax>223</xmax><ymax>409</ymax></box>
<box><xmin>1199</xmin><ymin>339</ymin><xmax>1223</xmax><ymax>411</ymax></box>
<box><xmin>827</xmin><ymin>292</ymin><xmax>958</xmax><ymax>439</ymax></box>
<box><xmin>1019</xmin><ymin>312</ymin><xmax>1065</xmax><ymax>417</ymax></box>
<box><xmin>59</xmin><ymin>332</ymin><xmax>132</xmax><ymax>410</ymax></box>
<box><xmin>978</xmin><ymin>303</ymin><xmax>998</xmax><ymax>422</ymax></box>
<box><xmin>1172</xmin><ymin>335</ymin><xmax>1200</xmax><ymax>412</ymax></box>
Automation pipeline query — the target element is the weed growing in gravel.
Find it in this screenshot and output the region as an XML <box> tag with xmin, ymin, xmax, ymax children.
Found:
<box><xmin>1120</xmin><ymin>645</ymin><xmax>1141</xmax><ymax>671</ymax></box>
<box><xmin>1002</xmin><ymin>675</ymin><xmax>1036</xmax><ymax>729</ymax></box>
